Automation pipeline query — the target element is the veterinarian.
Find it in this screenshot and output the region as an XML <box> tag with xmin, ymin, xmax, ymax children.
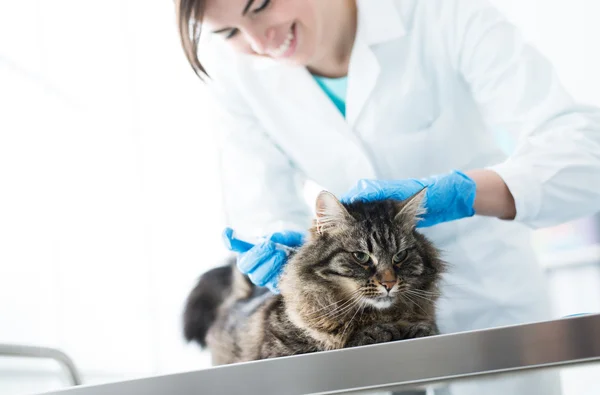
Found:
<box><xmin>175</xmin><ymin>0</ymin><xmax>600</xmax><ymax>393</ymax></box>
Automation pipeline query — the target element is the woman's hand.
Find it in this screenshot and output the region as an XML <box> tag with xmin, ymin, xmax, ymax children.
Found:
<box><xmin>226</xmin><ymin>230</ymin><xmax>305</xmax><ymax>293</ymax></box>
<box><xmin>341</xmin><ymin>170</ymin><xmax>477</xmax><ymax>227</ymax></box>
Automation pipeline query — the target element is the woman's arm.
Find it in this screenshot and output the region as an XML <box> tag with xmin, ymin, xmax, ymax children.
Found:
<box><xmin>467</xmin><ymin>169</ymin><xmax>516</xmax><ymax>220</ymax></box>
<box><xmin>345</xmin><ymin>1</ymin><xmax>600</xmax><ymax>228</ymax></box>
<box><xmin>203</xmin><ymin>64</ymin><xmax>312</xmax><ymax>236</ymax></box>
<box><xmin>441</xmin><ymin>0</ymin><xmax>600</xmax><ymax>228</ymax></box>
<box><xmin>213</xmin><ymin>98</ymin><xmax>312</xmax><ymax>236</ymax></box>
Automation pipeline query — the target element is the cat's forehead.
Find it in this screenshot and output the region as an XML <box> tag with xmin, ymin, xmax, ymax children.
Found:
<box><xmin>339</xmin><ymin>201</ymin><xmax>414</xmax><ymax>250</ymax></box>
<box><xmin>348</xmin><ymin>224</ymin><xmax>410</xmax><ymax>252</ymax></box>
<box><xmin>352</xmin><ymin>215</ymin><xmax>405</xmax><ymax>237</ymax></box>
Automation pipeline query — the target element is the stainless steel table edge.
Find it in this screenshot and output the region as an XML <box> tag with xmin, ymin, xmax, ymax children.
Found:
<box><xmin>330</xmin><ymin>357</ymin><xmax>600</xmax><ymax>395</ymax></box>
<box><xmin>42</xmin><ymin>314</ymin><xmax>600</xmax><ymax>395</ymax></box>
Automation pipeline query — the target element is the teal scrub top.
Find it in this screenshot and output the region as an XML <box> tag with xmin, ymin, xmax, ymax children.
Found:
<box><xmin>313</xmin><ymin>75</ymin><xmax>348</xmax><ymax>117</ymax></box>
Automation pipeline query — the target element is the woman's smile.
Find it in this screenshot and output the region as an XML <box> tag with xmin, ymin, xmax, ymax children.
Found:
<box><xmin>267</xmin><ymin>23</ymin><xmax>297</xmax><ymax>59</ymax></box>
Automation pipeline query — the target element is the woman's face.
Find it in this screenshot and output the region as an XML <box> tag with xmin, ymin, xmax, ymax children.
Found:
<box><xmin>202</xmin><ymin>0</ymin><xmax>329</xmax><ymax>66</ymax></box>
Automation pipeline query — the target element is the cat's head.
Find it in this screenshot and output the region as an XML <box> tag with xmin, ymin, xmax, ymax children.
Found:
<box><xmin>279</xmin><ymin>189</ymin><xmax>444</xmax><ymax>314</ymax></box>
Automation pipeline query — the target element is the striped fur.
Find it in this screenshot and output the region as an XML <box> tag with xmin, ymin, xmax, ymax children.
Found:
<box><xmin>184</xmin><ymin>192</ymin><xmax>445</xmax><ymax>365</ymax></box>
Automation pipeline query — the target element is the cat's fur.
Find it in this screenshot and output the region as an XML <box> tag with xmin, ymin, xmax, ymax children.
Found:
<box><xmin>183</xmin><ymin>190</ymin><xmax>445</xmax><ymax>365</ymax></box>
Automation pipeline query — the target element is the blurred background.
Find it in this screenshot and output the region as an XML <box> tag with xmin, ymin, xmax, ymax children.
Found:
<box><xmin>0</xmin><ymin>1</ymin><xmax>599</xmax><ymax>394</ymax></box>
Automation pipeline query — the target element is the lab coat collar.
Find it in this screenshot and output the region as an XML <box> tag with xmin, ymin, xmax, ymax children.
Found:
<box><xmin>357</xmin><ymin>0</ymin><xmax>406</xmax><ymax>45</ymax></box>
<box><xmin>345</xmin><ymin>0</ymin><xmax>406</xmax><ymax>125</ymax></box>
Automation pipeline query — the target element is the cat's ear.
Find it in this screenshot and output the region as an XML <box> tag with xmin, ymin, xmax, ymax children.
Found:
<box><xmin>394</xmin><ymin>188</ymin><xmax>427</xmax><ymax>228</ymax></box>
<box><xmin>314</xmin><ymin>191</ymin><xmax>353</xmax><ymax>235</ymax></box>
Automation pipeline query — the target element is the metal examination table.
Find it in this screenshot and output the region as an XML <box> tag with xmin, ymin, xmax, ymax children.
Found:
<box><xmin>42</xmin><ymin>314</ymin><xmax>600</xmax><ymax>394</ymax></box>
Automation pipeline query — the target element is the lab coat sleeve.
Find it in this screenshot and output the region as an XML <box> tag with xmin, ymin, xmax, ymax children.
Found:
<box><xmin>204</xmin><ymin>76</ymin><xmax>312</xmax><ymax>237</ymax></box>
<box><xmin>441</xmin><ymin>0</ymin><xmax>600</xmax><ymax>228</ymax></box>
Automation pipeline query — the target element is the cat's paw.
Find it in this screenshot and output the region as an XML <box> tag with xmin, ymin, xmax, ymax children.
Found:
<box><xmin>401</xmin><ymin>322</ymin><xmax>438</xmax><ymax>339</ymax></box>
<box><xmin>346</xmin><ymin>324</ymin><xmax>402</xmax><ymax>347</ymax></box>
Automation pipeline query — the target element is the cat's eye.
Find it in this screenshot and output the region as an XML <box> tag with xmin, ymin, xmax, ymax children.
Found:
<box><xmin>393</xmin><ymin>250</ymin><xmax>409</xmax><ymax>264</ymax></box>
<box><xmin>352</xmin><ymin>251</ymin><xmax>370</xmax><ymax>264</ymax></box>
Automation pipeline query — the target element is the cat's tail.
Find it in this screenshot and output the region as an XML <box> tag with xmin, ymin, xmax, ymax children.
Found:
<box><xmin>182</xmin><ymin>257</ymin><xmax>254</xmax><ymax>347</ymax></box>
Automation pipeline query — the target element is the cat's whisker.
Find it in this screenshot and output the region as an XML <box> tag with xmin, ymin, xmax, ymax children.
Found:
<box><xmin>339</xmin><ymin>297</ymin><xmax>366</xmax><ymax>343</ymax></box>
<box><xmin>312</xmin><ymin>290</ymin><xmax>370</xmax><ymax>324</ymax></box>
<box><xmin>402</xmin><ymin>292</ymin><xmax>429</xmax><ymax>316</ymax></box>
<box><xmin>306</xmin><ymin>287</ymin><xmax>369</xmax><ymax>320</ymax></box>
<box><xmin>410</xmin><ymin>288</ymin><xmax>441</xmax><ymax>297</ymax></box>
<box><xmin>310</xmin><ymin>296</ymin><xmax>360</xmax><ymax>323</ymax></box>
<box><xmin>358</xmin><ymin>298</ymin><xmax>367</xmax><ymax>321</ymax></box>
<box><xmin>312</xmin><ymin>301</ymin><xmax>359</xmax><ymax>324</ymax></box>
<box><xmin>406</xmin><ymin>287</ymin><xmax>441</xmax><ymax>297</ymax></box>
<box><xmin>313</xmin><ymin>305</ymin><xmax>360</xmax><ymax>330</ymax></box>
<box><xmin>404</xmin><ymin>289</ymin><xmax>436</xmax><ymax>303</ymax></box>
<box><xmin>314</xmin><ymin>292</ymin><xmax>366</xmax><ymax>322</ymax></box>
<box><xmin>404</xmin><ymin>295</ymin><xmax>434</xmax><ymax>305</ymax></box>
<box><xmin>342</xmin><ymin>299</ymin><xmax>368</xmax><ymax>348</ymax></box>
<box><xmin>305</xmin><ymin>288</ymin><xmax>364</xmax><ymax>317</ymax></box>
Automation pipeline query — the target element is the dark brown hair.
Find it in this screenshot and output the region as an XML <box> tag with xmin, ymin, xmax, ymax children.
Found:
<box><xmin>176</xmin><ymin>0</ymin><xmax>209</xmax><ymax>79</ymax></box>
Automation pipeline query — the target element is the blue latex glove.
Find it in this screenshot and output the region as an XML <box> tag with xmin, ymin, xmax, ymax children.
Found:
<box><xmin>341</xmin><ymin>170</ymin><xmax>476</xmax><ymax>227</ymax></box>
<box><xmin>222</xmin><ymin>228</ymin><xmax>304</xmax><ymax>293</ymax></box>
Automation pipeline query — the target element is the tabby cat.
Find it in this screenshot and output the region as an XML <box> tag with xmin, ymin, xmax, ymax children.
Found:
<box><xmin>183</xmin><ymin>189</ymin><xmax>445</xmax><ymax>365</ymax></box>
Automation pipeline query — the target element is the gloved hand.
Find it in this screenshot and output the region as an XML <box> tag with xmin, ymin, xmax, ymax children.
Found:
<box><xmin>341</xmin><ymin>170</ymin><xmax>476</xmax><ymax>227</ymax></box>
<box><xmin>224</xmin><ymin>230</ymin><xmax>304</xmax><ymax>293</ymax></box>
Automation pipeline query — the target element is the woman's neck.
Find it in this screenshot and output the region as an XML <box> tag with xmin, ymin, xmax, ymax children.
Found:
<box><xmin>307</xmin><ymin>0</ymin><xmax>357</xmax><ymax>78</ymax></box>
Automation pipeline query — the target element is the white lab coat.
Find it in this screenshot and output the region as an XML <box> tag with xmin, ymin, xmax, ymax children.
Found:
<box><xmin>200</xmin><ymin>0</ymin><xmax>600</xmax><ymax>393</ymax></box>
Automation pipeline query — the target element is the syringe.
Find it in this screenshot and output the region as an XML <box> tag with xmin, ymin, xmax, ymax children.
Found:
<box><xmin>221</xmin><ymin>227</ymin><xmax>298</xmax><ymax>255</ymax></box>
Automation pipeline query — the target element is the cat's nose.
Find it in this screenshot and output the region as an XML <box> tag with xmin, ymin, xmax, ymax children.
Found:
<box><xmin>381</xmin><ymin>281</ymin><xmax>396</xmax><ymax>292</ymax></box>
<box><xmin>378</xmin><ymin>269</ymin><xmax>396</xmax><ymax>292</ymax></box>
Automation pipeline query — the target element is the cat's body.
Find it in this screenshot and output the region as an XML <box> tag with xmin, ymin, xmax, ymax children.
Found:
<box><xmin>199</xmin><ymin>269</ymin><xmax>320</xmax><ymax>364</ymax></box>
<box><xmin>184</xmin><ymin>192</ymin><xmax>445</xmax><ymax>365</ymax></box>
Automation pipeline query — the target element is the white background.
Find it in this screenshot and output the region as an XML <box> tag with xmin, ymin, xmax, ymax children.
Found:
<box><xmin>0</xmin><ymin>1</ymin><xmax>599</xmax><ymax>394</ymax></box>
